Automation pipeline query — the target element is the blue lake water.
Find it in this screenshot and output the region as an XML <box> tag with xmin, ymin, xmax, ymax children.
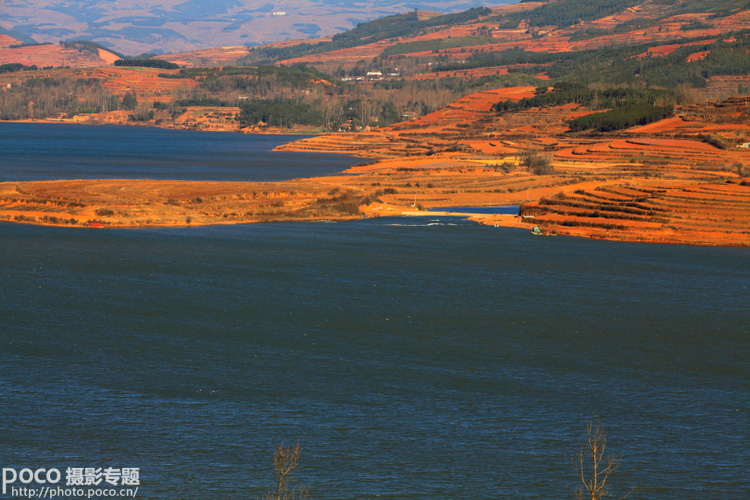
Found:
<box><xmin>0</xmin><ymin>122</ymin><xmax>356</xmax><ymax>182</ymax></box>
<box><xmin>1</xmin><ymin>124</ymin><xmax>748</xmax><ymax>500</ymax></box>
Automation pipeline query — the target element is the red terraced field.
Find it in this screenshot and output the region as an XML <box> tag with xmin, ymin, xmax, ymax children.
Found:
<box><xmin>276</xmin><ymin>89</ymin><xmax>749</xmax><ymax>246</ymax></box>
<box><xmin>518</xmin><ymin>183</ymin><xmax>750</xmax><ymax>246</ymax></box>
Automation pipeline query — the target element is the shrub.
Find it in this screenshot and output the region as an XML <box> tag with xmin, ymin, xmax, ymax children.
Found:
<box><xmin>489</xmin><ymin>161</ymin><xmax>515</xmax><ymax>173</ymax></box>
<box><xmin>699</xmin><ymin>133</ymin><xmax>730</xmax><ymax>150</ymax></box>
<box><xmin>128</xmin><ymin>110</ymin><xmax>154</xmax><ymax>122</ymax></box>
<box><xmin>121</xmin><ymin>93</ymin><xmax>137</xmax><ymax>110</ymax></box>
<box><xmin>521</xmin><ymin>152</ymin><xmax>555</xmax><ymax>175</ymax></box>
<box><xmin>265</xmin><ymin>442</ymin><xmax>308</xmax><ymax>500</ymax></box>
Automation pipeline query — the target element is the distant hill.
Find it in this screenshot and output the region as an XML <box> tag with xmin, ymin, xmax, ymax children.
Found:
<box><xmin>191</xmin><ymin>0</ymin><xmax>745</xmax><ymax>97</ymax></box>
<box><xmin>0</xmin><ymin>39</ymin><xmax>121</xmax><ymax>68</ymax></box>
<box><xmin>2</xmin><ymin>0</ymin><xmax>748</xmax><ymax>97</ymax></box>
<box><xmin>0</xmin><ymin>0</ymin><xmax>519</xmax><ymax>55</ymax></box>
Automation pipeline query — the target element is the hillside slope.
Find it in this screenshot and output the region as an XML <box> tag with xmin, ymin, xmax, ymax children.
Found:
<box><xmin>0</xmin><ymin>39</ymin><xmax>120</xmax><ymax>68</ymax></box>
<box><xmin>145</xmin><ymin>0</ymin><xmax>750</xmax><ymax>104</ymax></box>
<box><xmin>262</xmin><ymin>0</ymin><xmax>749</xmax><ymax>83</ymax></box>
<box><xmin>0</xmin><ymin>0</ymin><xmax>517</xmax><ymax>55</ymax></box>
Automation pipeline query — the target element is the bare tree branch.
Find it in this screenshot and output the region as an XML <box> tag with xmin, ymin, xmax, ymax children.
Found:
<box><xmin>575</xmin><ymin>420</ymin><xmax>620</xmax><ymax>500</ymax></box>
<box><xmin>265</xmin><ymin>441</ymin><xmax>308</xmax><ymax>500</ymax></box>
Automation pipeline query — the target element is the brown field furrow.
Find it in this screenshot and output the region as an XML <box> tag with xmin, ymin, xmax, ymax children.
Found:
<box><xmin>566</xmin><ymin>193</ymin><xmax>668</xmax><ymax>212</ymax></box>
<box><xmin>666</xmin><ymin>211</ymin><xmax>750</xmax><ymax>225</ymax></box>
<box><xmin>622</xmin><ymin>138</ymin><xmax>720</xmax><ymax>151</ymax></box>
<box><xmin>596</xmin><ymin>187</ymin><xmax>668</xmax><ymax>198</ymax></box>
<box><xmin>537</xmin><ymin>202</ymin><xmax>667</xmax><ymax>221</ymax></box>
<box><xmin>692</xmin><ymin>184</ymin><xmax>750</xmax><ymax>195</ymax></box>
<box><xmin>647</xmin><ymin>199</ymin><xmax>750</xmax><ymax>212</ymax></box>
<box><xmin>519</xmin><ymin>180</ymin><xmax>750</xmax><ymax>246</ymax></box>
<box><xmin>566</xmin><ymin>191</ymin><xmax>639</xmax><ymax>203</ymax></box>
<box><xmin>659</xmin><ymin>219</ymin><xmax>750</xmax><ymax>232</ymax></box>
<box><xmin>664</xmin><ymin>186</ymin><xmax>750</xmax><ymax>199</ymax></box>
<box><xmin>542</xmin><ymin>196</ymin><xmax>665</xmax><ymax>215</ymax></box>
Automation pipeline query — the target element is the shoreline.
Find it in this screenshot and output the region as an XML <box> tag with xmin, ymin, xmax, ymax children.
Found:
<box><xmin>2</xmin><ymin>120</ymin><xmax>748</xmax><ymax>247</ymax></box>
<box><xmin>0</xmin><ymin>116</ymin><xmax>329</xmax><ymax>135</ymax></box>
<box><xmin>2</xmin><ymin>178</ymin><xmax>748</xmax><ymax>247</ymax></box>
<box><xmin>4</xmin><ymin>206</ymin><xmax>747</xmax><ymax>248</ymax></box>
<box><xmin>0</xmin><ymin>176</ymin><xmax>527</xmax><ymax>231</ymax></box>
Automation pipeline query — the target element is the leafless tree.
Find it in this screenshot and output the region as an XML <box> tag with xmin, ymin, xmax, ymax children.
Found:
<box><xmin>265</xmin><ymin>441</ymin><xmax>308</xmax><ymax>500</ymax></box>
<box><xmin>356</xmin><ymin>99</ymin><xmax>377</xmax><ymax>127</ymax></box>
<box><xmin>575</xmin><ymin>420</ymin><xmax>619</xmax><ymax>500</ymax></box>
<box><xmin>322</xmin><ymin>98</ymin><xmax>344</xmax><ymax>130</ymax></box>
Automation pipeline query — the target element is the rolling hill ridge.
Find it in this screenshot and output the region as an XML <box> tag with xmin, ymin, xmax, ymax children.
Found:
<box><xmin>0</xmin><ymin>0</ymin><xmax>515</xmax><ymax>55</ymax></box>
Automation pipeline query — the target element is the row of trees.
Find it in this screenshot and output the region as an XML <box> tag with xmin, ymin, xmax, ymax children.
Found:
<box><xmin>114</xmin><ymin>58</ymin><xmax>180</xmax><ymax>69</ymax></box>
<box><xmin>237</xmin><ymin>97</ymin><xmax>410</xmax><ymax>130</ymax></box>
<box><xmin>0</xmin><ymin>76</ymin><xmax>121</xmax><ymax>120</ymax></box>
<box><xmin>239</xmin><ymin>99</ymin><xmax>323</xmax><ymax>128</ymax></box>
<box><xmin>197</xmin><ymin>65</ymin><xmax>339</xmax><ymax>97</ymax></box>
<box><xmin>152</xmin><ymin>62</ymin><xmax>481</xmax><ymax>129</ymax></box>
<box><xmin>0</xmin><ymin>70</ymin><xmax>683</xmax><ymax>131</ymax></box>
<box><xmin>0</xmin><ymin>63</ymin><xmax>39</xmax><ymax>74</ymax></box>
<box><xmin>0</xmin><ymin>64</ymin><xmax>455</xmax><ymax>129</ymax></box>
